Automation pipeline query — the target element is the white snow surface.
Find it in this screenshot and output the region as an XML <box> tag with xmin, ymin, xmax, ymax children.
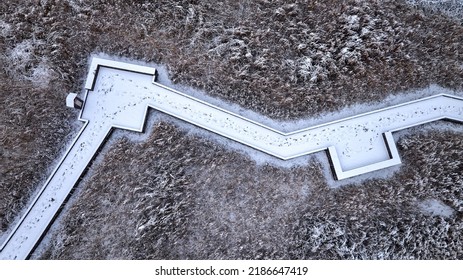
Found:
<box><xmin>1</xmin><ymin>56</ymin><xmax>462</xmax><ymax>259</ymax></box>
<box><xmin>88</xmin><ymin>66</ymin><xmax>462</xmax><ymax>172</ymax></box>
<box><xmin>406</xmin><ymin>0</ymin><xmax>463</xmax><ymax>21</ymax></box>
<box><xmin>0</xmin><ymin>20</ymin><xmax>11</xmax><ymax>37</ymax></box>
<box><xmin>418</xmin><ymin>199</ymin><xmax>455</xmax><ymax>218</ymax></box>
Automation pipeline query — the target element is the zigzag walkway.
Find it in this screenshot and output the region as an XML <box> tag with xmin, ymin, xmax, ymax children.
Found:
<box><xmin>1</xmin><ymin>58</ymin><xmax>462</xmax><ymax>259</ymax></box>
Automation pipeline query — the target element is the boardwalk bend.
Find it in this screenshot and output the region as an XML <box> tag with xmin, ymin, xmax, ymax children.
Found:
<box><xmin>1</xmin><ymin>57</ymin><xmax>462</xmax><ymax>259</ymax></box>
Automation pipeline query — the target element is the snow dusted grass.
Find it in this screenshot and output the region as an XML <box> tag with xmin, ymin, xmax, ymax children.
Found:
<box><xmin>34</xmin><ymin>115</ymin><xmax>462</xmax><ymax>260</ymax></box>
<box><xmin>407</xmin><ymin>0</ymin><xmax>463</xmax><ymax>22</ymax></box>
<box><xmin>33</xmin><ymin>67</ymin><xmax>463</xmax><ymax>259</ymax></box>
<box><xmin>1</xmin><ymin>0</ymin><xmax>462</xmax><ymax>118</ymax></box>
<box><xmin>292</xmin><ymin>128</ymin><xmax>462</xmax><ymax>259</ymax></box>
<box><xmin>0</xmin><ymin>75</ymin><xmax>79</xmax><ymax>237</ymax></box>
<box><xmin>1</xmin><ymin>0</ymin><xmax>462</xmax><ymax>259</ymax></box>
<box><xmin>36</xmin><ymin>121</ymin><xmax>314</xmax><ymax>259</ymax></box>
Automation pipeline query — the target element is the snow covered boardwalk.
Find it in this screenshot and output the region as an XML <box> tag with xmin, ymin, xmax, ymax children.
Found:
<box><xmin>1</xmin><ymin>58</ymin><xmax>462</xmax><ymax>259</ymax></box>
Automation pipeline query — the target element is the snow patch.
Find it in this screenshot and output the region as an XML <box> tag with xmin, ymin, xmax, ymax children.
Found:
<box><xmin>111</xmin><ymin>109</ymin><xmax>159</xmax><ymax>144</ymax></box>
<box><xmin>418</xmin><ymin>198</ymin><xmax>455</xmax><ymax>217</ymax></box>
<box><xmin>29</xmin><ymin>60</ymin><xmax>56</xmax><ymax>87</ymax></box>
<box><xmin>9</xmin><ymin>40</ymin><xmax>35</xmax><ymax>62</ymax></box>
<box><xmin>5</xmin><ymin>39</ymin><xmax>55</xmax><ymax>85</ymax></box>
<box><xmin>6</xmin><ymin>39</ymin><xmax>48</xmax><ymax>82</ymax></box>
<box><xmin>66</xmin><ymin>0</ymin><xmax>84</xmax><ymax>11</ymax></box>
<box><xmin>406</xmin><ymin>0</ymin><xmax>463</xmax><ymax>21</ymax></box>
<box><xmin>0</xmin><ymin>20</ymin><xmax>11</xmax><ymax>37</ymax></box>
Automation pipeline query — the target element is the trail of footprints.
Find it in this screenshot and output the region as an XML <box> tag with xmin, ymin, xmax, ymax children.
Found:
<box><xmin>1</xmin><ymin>58</ymin><xmax>462</xmax><ymax>259</ymax></box>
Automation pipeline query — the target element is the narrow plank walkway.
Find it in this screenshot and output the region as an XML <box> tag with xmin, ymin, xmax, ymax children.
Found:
<box><xmin>1</xmin><ymin>58</ymin><xmax>462</xmax><ymax>259</ymax></box>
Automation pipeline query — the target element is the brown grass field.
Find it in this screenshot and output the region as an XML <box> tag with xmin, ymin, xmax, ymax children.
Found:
<box><xmin>1</xmin><ymin>0</ymin><xmax>462</xmax><ymax>259</ymax></box>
